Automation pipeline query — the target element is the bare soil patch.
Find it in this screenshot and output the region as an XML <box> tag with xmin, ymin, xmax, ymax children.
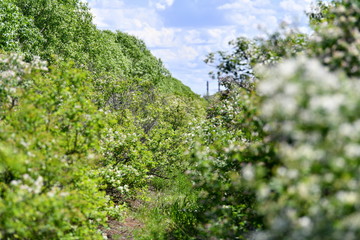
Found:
<box><xmin>102</xmin><ymin>216</ymin><xmax>143</xmax><ymax>240</ymax></box>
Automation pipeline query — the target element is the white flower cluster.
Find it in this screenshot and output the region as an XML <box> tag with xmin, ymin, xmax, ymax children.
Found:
<box><xmin>98</xmin><ymin>165</ymin><xmax>133</xmax><ymax>194</ymax></box>
<box><xmin>100</xmin><ymin>127</ymin><xmax>128</xmax><ymax>160</ymax></box>
<box><xmin>256</xmin><ymin>56</ymin><xmax>360</xmax><ymax>239</ymax></box>
<box><xmin>10</xmin><ymin>174</ymin><xmax>44</xmax><ymax>195</ymax></box>
<box><xmin>0</xmin><ymin>53</ymin><xmax>48</xmax><ymax>105</ymax></box>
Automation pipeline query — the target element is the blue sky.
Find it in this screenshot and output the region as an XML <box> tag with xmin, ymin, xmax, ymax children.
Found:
<box><xmin>85</xmin><ymin>0</ymin><xmax>313</xmax><ymax>95</ymax></box>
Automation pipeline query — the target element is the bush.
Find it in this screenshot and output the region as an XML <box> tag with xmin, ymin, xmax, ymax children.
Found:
<box><xmin>254</xmin><ymin>57</ymin><xmax>360</xmax><ymax>240</ymax></box>
<box><xmin>187</xmin><ymin>87</ymin><xmax>271</xmax><ymax>239</ymax></box>
<box><xmin>0</xmin><ymin>53</ymin><xmax>110</xmax><ymax>239</ymax></box>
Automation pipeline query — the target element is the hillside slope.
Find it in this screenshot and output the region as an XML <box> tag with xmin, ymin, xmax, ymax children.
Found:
<box><xmin>0</xmin><ymin>0</ymin><xmax>205</xmax><ymax>239</ymax></box>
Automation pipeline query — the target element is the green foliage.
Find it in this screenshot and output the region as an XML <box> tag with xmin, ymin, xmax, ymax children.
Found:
<box><xmin>87</xmin><ymin>30</ymin><xmax>131</xmax><ymax>83</ymax></box>
<box><xmin>2</xmin><ymin>0</ymin><xmax>185</xmax><ymax>95</ymax></box>
<box><xmin>0</xmin><ymin>0</ymin><xmax>43</xmax><ymax>56</ymax></box>
<box><xmin>188</xmin><ymin>88</ymin><xmax>270</xmax><ymax>239</ymax></box>
<box><xmin>157</xmin><ymin>76</ymin><xmax>202</xmax><ymax>99</ymax></box>
<box><xmin>0</xmin><ymin>0</ymin><xmax>202</xmax><ymax>112</ymax></box>
<box><xmin>135</xmin><ymin>174</ymin><xmax>199</xmax><ymax>240</ymax></box>
<box><xmin>204</xmin><ymin>26</ymin><xmax>308</xmax><ymax>91</ymax></box>
<box><xmin>11</xmin><ymin>0</ymin><xmax>96</xmax><ymax>64</ymax></box>
<box><xmin>0</xmin><ymin>53</ymin><xmax>110</xmax><ymax>239</ymax></box>
<box><xmin>254</xmin><ymin>25</ymin><xmax>308</xmax><ymax>64</ymax></box>
<box><xmin>115</xmin><ymin>31</ymin><xmax>170</xmax><ymax>82</ymax></box>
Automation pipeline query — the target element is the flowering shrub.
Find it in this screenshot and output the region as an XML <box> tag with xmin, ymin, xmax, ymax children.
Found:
<box><xmin>95</xmin><ymin>82</ymin><xmax>204</xmax><ymax>202</ymax></box>
<box><xmin>0</xmin><ymin>53</ymin><xmax>110</xmax><ymax>239</ymax></box>
<box><xmin>310</xmin><ymin>0</ymin><xmax>360</xmax><ymax>77</ymax></box>
<box><xmin>253</xmin><ymin>57</ymin><xmax>360</xmax><ymax>239</ymax></box>
<box><xmin>0</xmin><ymin>53</ymin><xmax>46</xmax><ymax>114</ymax></box>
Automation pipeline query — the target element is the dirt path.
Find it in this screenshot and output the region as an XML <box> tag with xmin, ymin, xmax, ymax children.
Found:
<box><xmin>102</xmin><ymin>216</ymin><xmax>143</xmax><ymax>240</ymax></box>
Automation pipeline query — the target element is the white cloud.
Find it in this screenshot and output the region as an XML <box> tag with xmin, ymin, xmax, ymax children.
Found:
<box><xmin>218</xmin><ymin>0</ymin><xmax>277</xmax><ymax>35</ymax></box>
<box><xmin>90</xmin><ymin>7</ymin><xmax>162</xmax><ymax>31</ymax></box>
<box><xmin>217</xmin><ymin>0</ymin><xmax>312</xmax><ymax>37</ymax></box>
<box><xmin>128</xmin><ymin>27</ymin><xmax>179</xmax><ymax>48</ymax></box>
<box><xmin>280</xmin><ymin>0</ymin><xmax>312</xmax><ymax>12</ymax></box>
<box><xmin>219</xmin><ymin>0</ymin><xmax>271</xmax><ymax>10</ymax></box>
<box><xmin>149</xmin><ymin>0</ymin><xmax>174</xmax><ymax>10</ymax></box>
<box><xmin>206</xmin><ymin>26</ymin><xmax>239</xmax><ymax>46</ymax></box>
<box><xmin>87</xmin><ymin>0</ymin><xmax>124</xmax><ymax>9</ymax></box>
<box><xmin>152</xmin><ymin>46</ymin><xmax>198</xmax><ymax>62</ymax></box>
<box><xmin>183</xmin><ymin>30</ymin><xmax>204</xmax><ymax>45</ymax></box>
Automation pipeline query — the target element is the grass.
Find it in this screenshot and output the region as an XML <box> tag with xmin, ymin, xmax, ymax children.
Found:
<box><xmin>133</xmin><ymin>173</ymin><xmax>199</xmax><ymax>240</ymax></box>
